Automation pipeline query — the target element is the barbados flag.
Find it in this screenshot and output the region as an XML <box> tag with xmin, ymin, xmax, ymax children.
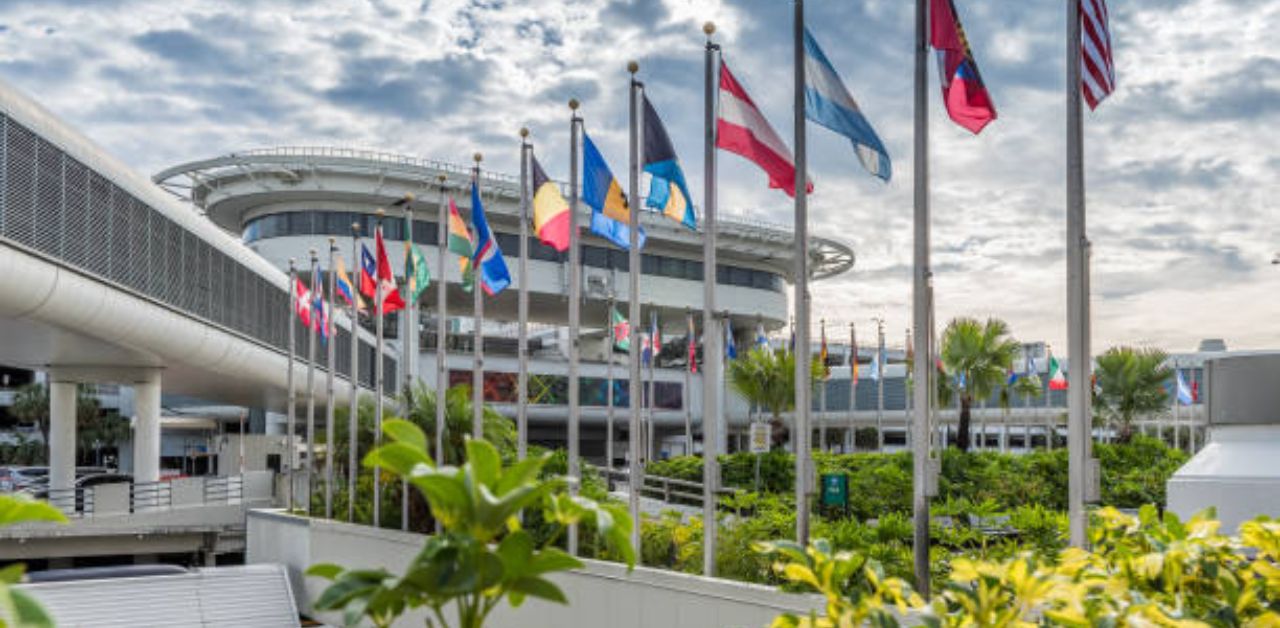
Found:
<box><xmin>530</xmin><ymin>152</ymin><xmax>571</xmax><ymax>252</ymax></box>
<box><xmin>470</xmin><ymin>180</ymin><xmax>511</xmax><ymax>295</ymax></box>
<box><xmin>642</xmin><ymin>94</ymin><xmax>696</xmax><ymax>229</ymax></box>
<box><xmin>931</xmin><ymin>0</ymin><xmax>997</xmax><ymax>134</ymax></box>
<box><xmin>584</xmin><ymin>132</ymin><xmax>645</xmax><ymax>250</ymax></box>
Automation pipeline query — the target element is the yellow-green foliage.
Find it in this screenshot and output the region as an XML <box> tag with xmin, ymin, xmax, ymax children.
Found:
<box><xmin>0</xmin><ymin>494</ymin><xmax>66</xmax><ymax>628</ymax></box>
<box><xmin>763</xmin><ymin>506</ymin><xmax>1280</xmax><ymax>627</ymax></box>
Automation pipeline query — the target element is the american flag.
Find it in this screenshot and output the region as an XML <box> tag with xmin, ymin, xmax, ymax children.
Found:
<box><xmin>1080</xmin><ymin>0</ymin><xmax>1116</xmax><ymax>109</ymax></box>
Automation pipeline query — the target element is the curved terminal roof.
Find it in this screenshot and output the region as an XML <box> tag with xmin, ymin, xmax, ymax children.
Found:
<box><xmin>155</xmin><ymin>146</ymin><xmax>855</xmax><ymax>281</ymax></box>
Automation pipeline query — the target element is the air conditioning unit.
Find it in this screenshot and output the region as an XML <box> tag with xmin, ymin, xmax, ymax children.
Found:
<box><xmin>585</xmin><ymin>272</ymin><xmax>612</xmax><ymax>299</ymax></box>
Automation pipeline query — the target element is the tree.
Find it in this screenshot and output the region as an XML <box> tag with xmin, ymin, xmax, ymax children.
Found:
<box><xmin>940</xmin><ymin>318</ymin><xmax>1020</xmax><ymax>452</ymax></box>
<box><xmin>10</xmin><ymin>383</ymin><xmax>102</xmax><ymax>456</ymax></box>
<box><xmin>402</xmin><ymin>383</ymin><xmax>516</xmax><ymax>465</ymax></box>
<box><xmin>78</xmin><ymin>411</ymin><xmax>130</xmax><ymax>466</ymax></box>
<box><xmin>1093</xmin><ymin>346</ymin><xmax>1171</xmax><ymax>443</ymax></box>
<box><xmin>727</xmin><ymin>347</ymin><xmax>824</xmax><ymax>449</ymax></box>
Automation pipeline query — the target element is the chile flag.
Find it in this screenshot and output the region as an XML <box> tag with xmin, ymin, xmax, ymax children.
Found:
<box><xmin>931</xmin><ymin>0</ymin><xmax>997</xmax><ymax>134</ymax></box>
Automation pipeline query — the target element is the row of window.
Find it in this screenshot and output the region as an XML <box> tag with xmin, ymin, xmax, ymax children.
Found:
<box><xmin>243</xmin><ymin>210</ymin><xmax>786</xmax><ymax>292</ymax></box>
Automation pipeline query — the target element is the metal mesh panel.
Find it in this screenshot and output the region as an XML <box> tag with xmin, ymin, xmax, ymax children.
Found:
<box><xmin>63</xmin><ymin>157</ymin><xmax>90</xmax><ymax>269</ymax></box>
<box><xmin>85</xmin><ymin>171</ymin><xmax>113</xmax><ymax>277</ymax></box>
<box><xmin>33</xmin><ymin>138</ymin><xmax>62</xmax><ymax>257</ymax></box>
<box><xmin>3</xmin><ymin>121</ymin><xmax>36</xmax><ymax>246</ymax></box>
<box><xmin>0</xmin><ymin>115</ymin><xmax>6</xmax><ymax>234</ymax></box>
<box><xmin>126</xmin><ymin>196</ymin><xmax>150</xmax><ymax>292</ymax></box>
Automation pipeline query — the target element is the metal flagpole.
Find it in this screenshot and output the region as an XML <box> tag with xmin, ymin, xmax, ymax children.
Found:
<box><xmin>684</xmin><ymin>308</ymin><xmax>694</xmax><ymax>455</ymax></box>
<box><xmin>287</xmin><ymin>258</ymin><xmax>298</xmax><ymax>512</ymax></box>
<box><xmin>627</xmin><ymin>60</ymin><xmax>644</xmax><ymax>557</ymax></box>
<box><xmin>306</xmin><ymin>249</ymin><xmax>319</xmax><ymax>515</ymax></box>
<box><xmin>326</xmin><ymin>238</ymin><xmax>337</xmax><ymax>520</ymax></box>
<box><xmin>819</xmin><ymin>319</ymin><xmax>827</xmax><ymax>452</ymax></box>
<box><xmin>518</xmin><ymin>130</ymin><xmax>531</xmax><ymax>462</ymax></box>
<box><xmin>848</xmin><ymin>323</ymin><xmax>857</xmax><ymax>452</ymax></box>
<box><xmin>401</xmin><ymin>194</ymin><xmax>414</xmax><ymax>532</ymax></box>
<box><xmin>1172</xmin><ymin>361</ymin><xmax>1181</xmax><ymax>451</ymax></box>
<box><xmin>876</xmin><ymin>318</ymin><xmax>885</xmax><ymax>451</ymax></box>
<box><xmin>1066</xmin><ymin>0</ymin><xmax>1094</xmax><ymax>549</ymax></box>
<box><xmin>348</xmin><ymin>224</ymin><xmax>361</xmax><ymax>522</ymax></box>
<box><xmin>911</xmin><ymin>0</ymin><xmax>934</xmax><ymax>597</ymax></box>
<box><xmin>1045</xmin><ymin>354</ymin><xmax>1053</xmax><ymax>449</ymax></box>
<box><xmin>905</xmin><ymin>327</ymin><xmax>913</xmax><ymax>450</ymax></box>
<box><xmin>472</xmin><ymin>155</ymin><xmax>485</xmax><ymax>440</ymax></box>
<box><xmin>373</xmin><ymin>210</ymin><xmax>386</xmax><ymax>528</ymax></box>
<box><xmin>646</xmin><ymin>308</ymin><xmax>656</xmax><ymax>462</ymax></box>
<box><xmin>606</xmin><ymin>295</ymin><xmax>616</xmax><ymax>470</ymax></box>
<box><xmin>792</xmin><ymin>0</ymin><xmax>812</xmax><ymax>547</ymax></box>
<box><xmin>701</xmin><ymin>23</ymin><xmax>722</xmax><ymax>577</ymax></box>
<box><xmin>434</xmin><ymin>175</ymin><xmax>448</xmax><ymax>473</ymax></box>
<box><xmin>567</xmin><ymin>102</ymin><xmax>583</xmax><ymax>556</ymax></box>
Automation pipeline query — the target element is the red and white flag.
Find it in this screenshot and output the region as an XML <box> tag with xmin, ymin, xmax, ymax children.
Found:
<box><xmin>1080</xmin><ymin>0</ymin><xmax>1115</xmax><ymax>109</ymax></box>
<box><xmin>293</xmin><ymin>277</ymin><xmax>312</xmax><ymax>328</ymax></box>
<box><xmin>716</xmin><ymin>61</ymin><xmax>812</xmax><ymax>198</ymax></box>
<box><xmin>374</xmin><ymin>226</ymin><xmax>406</xmax><ymax>315</ymax></box>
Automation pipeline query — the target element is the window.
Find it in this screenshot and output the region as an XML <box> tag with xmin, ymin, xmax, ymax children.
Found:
<box><xmin>582</xmin><ymin>245</ymin><xmax>609</xmax><ymax>269</ymax></box>
<box><xmin>495</xmin><ymin>233</ymin><xmax>520</xmax><ymax>254</ymax></box>
<box><xmin>413</xmin><ymin>220</ymin><xmax>438</xmax><ymax>244</ymax></box>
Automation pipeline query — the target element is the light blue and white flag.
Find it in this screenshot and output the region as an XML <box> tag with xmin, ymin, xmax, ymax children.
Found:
<box><xmin>1175</xmin><ymin>370</ymin><xmax>1194</xmax><ymax>406</ymax></box>
<box><xmin>867</xmin><ymin>350</ymin><xmax>881</xmax><ymax>381</ymax></box>
<box><xmin>803</xmin><ymin>28</ymin><xmax>891</xmax><ymax>181</ymax></box>
<box><xmin>755</xmin><ymin>322</ymin><xmax>769</xmax><ymax>349</ymax></box>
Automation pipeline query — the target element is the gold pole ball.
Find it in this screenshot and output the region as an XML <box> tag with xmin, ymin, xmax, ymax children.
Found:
<box><xmin>703</xmin><ymin>21</ymin><xmax>716</xmax><ymax>36</ymax></box>
<box><xmin>351</xmin><ymin>222</ymin><xmax>361</xmax><ymax>232</ymax></box>
<box><xmin>328</xmin><ymin>236</ymin><xmax>336</xmax><ymax>245</ymax></box>
<box><xmin>403</xmin><ymin>193</ymin><xmax>415</xmax><ymax>202</ymax></box>
<box><xmin>375</xmin><ymin>208</ymin><xmax>386</xmax><ymax>217</ymax></box>
<box><xmin>519</xmin><ymin>127</ymin><xmax>529</xmax><ymax>138</ymax></box>
<box><xmin>627</xmin><ymin>60</ymin><xmax>639</xmax><ymax>74</ymax></box>
<box><xmin>568</xmin><ymin>98</ymin><xmax>580</xmax><ymax>110</ymax></box>
<box><xmin>473</xmin><ymin>152</ymin><xmax>483</xmax><ymax>163</ymax></box>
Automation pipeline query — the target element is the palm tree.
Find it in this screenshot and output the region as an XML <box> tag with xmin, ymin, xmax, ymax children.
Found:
<box><xmin>727</xmin><ymin>346</ymin><xmax>823</xmax><ymax>449</ymax></box>
<box><xmin>940</xmin><ymin>317</ymin><xmax>1020</xmax><ymax>452</ymax></box>
<box><xmin>77</xmin><ymin>411</ymin><xmax>130</xmax><ymax>467</ymax></box>
<box><xmin>402</xmin><ymin>383</ymin><xmax>516</xmax><ymax>464</ymax></box>
<box><xmin>10</xmin><ymin>383</ymin><xmax>102</xmax><ymax>454</ymax></box>
<box><xmin>1093</xmin><ymin>346</ymin><xmax>1171</xmax><ymax>443</ymax></box>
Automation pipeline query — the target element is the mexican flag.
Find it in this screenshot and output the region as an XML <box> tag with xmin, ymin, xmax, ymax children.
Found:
<box><xmin>1048</xmin><ymin>355</ymin><xmax>1069</xmax><ymax>390</ymax></box>
<box><xmin>611</xmin><ymin>307</ymin><xmax>630</xmax><ymax>352</ymax></box>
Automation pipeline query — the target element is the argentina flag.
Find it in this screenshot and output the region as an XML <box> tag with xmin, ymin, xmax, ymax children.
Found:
<box><xmin>803</xmin><ymin>28</ymin><xmax>891</xmax><ymax>181</ymax></box>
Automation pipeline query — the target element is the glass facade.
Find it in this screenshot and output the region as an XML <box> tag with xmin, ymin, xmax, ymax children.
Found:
<box><xmin>449</xmin><ymin>370</ymin><xmax>683</xmax><ymax>410</ymax></box>
<box><xmin>244</xmin><ymin>210</ymin><xmax>785</xmax><ymax>292</ymax></box>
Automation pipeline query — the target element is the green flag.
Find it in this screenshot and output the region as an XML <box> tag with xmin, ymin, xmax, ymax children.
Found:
<box><xmin>406</xmin><ymin>243</ymin><xmax>431</xmax><ymax>303</ymax></box>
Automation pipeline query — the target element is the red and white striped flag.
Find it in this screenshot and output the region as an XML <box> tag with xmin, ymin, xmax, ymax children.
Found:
<box><xmin>1080</xmin><ymin>0</ymin><xmax>1115</xmax><ymax>109</ymax></box>
<box><xmin>716</xmin><ymin>61</ymin><xmax>812</xmax><ymax>198</ymax></box>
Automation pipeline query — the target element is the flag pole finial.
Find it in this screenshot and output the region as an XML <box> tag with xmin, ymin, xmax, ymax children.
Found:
<box><xmin>309</xmin><ymin>248</ymin><xmax>317</xmax><ymax>262</ymax></box>
<box><xmin>519</xmin><ymin>127</ymin><xmax>529</xmax><ymax>138</ymax></box>
<box><xmin>350</xmin><ymin>222</ymin><xmax>360</xmax><ymax>235</ymax></box>
<box><xmin>328</xmin><ymin>236</ymin><xmax>336</xmax><ymax>246</ymax></box>
<box><xmin>703</xmin><ymin>21</ymin><xmax>715</xmax><ymax>37</ymax></box>
<box><xmin>568</xmin><ymin>98</ymin><xmax>579</xmax><ymax>111</ymax></box>
<box><xmin>436</xmin><ymin>174</ymin><xmax>447</xmax><ymax>185</ymax></box>
<box><xmin>627</xmin><ymin>60</ymin><xmax>639</xmax><ymax>74</ymax></box>
<box><xmin>289</xmin><ymin>257</ymin><xmax>296</xmax><ymax>269</ymax></box>
<box><xmin>473</xmin><ymin>152</ymin><xmax>483</xmax><ymax>164</ymax></box>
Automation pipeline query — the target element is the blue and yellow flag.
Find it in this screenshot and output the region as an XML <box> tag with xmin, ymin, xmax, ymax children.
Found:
<box><xmin>642</xmin><ymin>94</ymin><xmax>696</xmax><ymax>229</ymax></box>
<box><xmin>583</xmin><ymin>132</ymin><xmax>645</xmax><ymax>250</ymax></box>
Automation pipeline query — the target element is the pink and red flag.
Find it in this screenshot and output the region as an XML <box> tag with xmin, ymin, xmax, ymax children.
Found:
<box><xmin>1080</xmin><ymin>0</ymin><xmax>1115</xmax><ymax>109</ymax></box>
<box><xmin>716</xmin><ymin>61</ymin><xmax>811</xmax><ymax>198</ymax></box>
<box><xmin>931</xmin><ymin>0</ymin><xmax>997</xmax><ymax>134</ymax></box>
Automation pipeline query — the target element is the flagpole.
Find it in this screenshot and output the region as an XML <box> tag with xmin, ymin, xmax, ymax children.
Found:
<box><xmin>1172</xmin><ymin>361</ymin><xmax>1180</xmax><ymax>450</ymax></box>
<box><xmin>701</xmin><ymin>21</ymin><xmax>721</xmax><ymax>578</ymax></box>
<box><xmin>518</xmin><ymin>129</ymin><xmax>531</xmax><ymax>462</ymax></box>
<box><xmin>373</xmin><ymin>210</ymin><xmax>386</xmax><ymax>528</ymax></box>
<box><xmin>645</xmin><ymin>308</ymin><xmax>655</xmax><ymax>462</ymax></box>
<box><xmin>287</xmin><ymin>258</ymin><xmax>298</xmax><ymax>512</ymax></box>
<box><xmin>326</xmin><ymin>237</ymin><xmax>337</xmax><ymax>520</ymax></box>
<box><xmin>606</xmin><ymin>295</ymin><xmax>616</xmax><ymax>470</ymax></box>
<box><xmin>347</xmin><ymin>224</ymin><xmax>361</xmax><ymax>523</ymax></box>
<box><xmin>911</xmin><ymin>0</ymin><xmax>934</xmax><ymax>597</ymax></box>
<box><xmin>792</xmin><ymin>0</ymin><xmax>812</xmax><ymax>548</ymax></box>
<box><xmin>1066</xmin><ymin>0</ymin><xmax>1093</xmax><ymax>549</ymax></box>
<box><xmin>905</xmin><ymin>327</ymin><xmax>913</xmax><ymax>450</ymax></box>
<box><xmin>472</xmin><ymin>154</ymin><xmax>485</xmax><ymax>440</ymax></box>
<box><xmin>819</xmin><ymin>319</ymin><xmax>827</xmax><ymax>452</ymax></box>
<box><xmin>567</xmin><ymin>101</ymin><xmax>583</xmax><ymax>557</ymax></box>
<box><xmin>434</xmin><ymin>175</ymin><xmax>448</xmax><ymax>475</ymax></box>
<box><xmin>401</xmin><ymin>194</ymin><xmax>414</xmax><ymax>532</ymax></box>
<box><xmin>877</xmin><ymin>318</ymin><xmax>885</xmax><ymax>451</ymax></box>
<box><xmin>626</xmin><ymin>60</ymin><xmax>644</xmax><ymax>558</ymax></box>
<box><xmin>684</xmin><ymin>308</ymin><xmax>694</xmax><ymax>455</ymax></box>
<box><xmin>306</xmin><ymin>248</ymin><xmax>319</xmax><ymax>515</ymax></box>
<box><xmin>848</xmin><ymin>323</ymin><xmax>857</xmax><ymax>452</ymax></box>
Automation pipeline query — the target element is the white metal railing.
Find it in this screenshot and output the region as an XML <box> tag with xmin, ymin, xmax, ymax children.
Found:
<box><xmin>42</xmin><ymin>475</ymin><xmax>245</xmax><ymax>518</ymax></box>
<box><xmin>231</xmin><ymin>146</ymin><xmax>521</xmax><ymax>185</ymax></box>
<box><xmin>592</xmin><ymin>465</ymin><xmax>740</xmax><ymax>512</ymax></box>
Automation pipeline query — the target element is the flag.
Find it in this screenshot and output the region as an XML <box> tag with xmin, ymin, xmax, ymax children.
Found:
<box><xmin>359</xmin><ymin>245</ymin><xmax>377</xmax><ymax>299</ymax></box>
<box><xmin>1175</xmin><ymin>370</ymin><xmax>1193</xmax><ymax>406</ymax></box>
<box><xmin>583</xmin><ymin>132</ymin><xmax>645</xmax><ymax>250</ymax></box>
<box><xmin>1191</xmin><ymin>380</ymin><xmax>1199</xmax><ymax>403</ymax></box>
<box><xmin>725</xmin><ymin>318</ymin><xmax>737</xmax><ymax>360</ymax></box>
<box><xmin>312</xmin><ymin>271</ymin><xmax>331</xmax><ymax>342</ymax></box>
<box><xmin>868</xmin><ymin>350</ymin><xmax>881</xmax><ymax>381</ymax></box>
<box><xmin>447</xmin><ymin>198</ymin><xmax>476</xmax><ymax>293</ymax></box>
<box><xmin>375</xmin><ymin>226</ymin><xmax>406</xmax><ymax>314</ymax></box>
<box><xmin>406</xmin><ymin>243</ymin><xmax>431</xmax><ymax>303</ymax></box>
<box><xmin>611</xmin><ymin>307</ymin><xmax>630</xmax><ymax>352</ymax></box>
<box><xmin>334</xmin><ymin>254</ymin><xmax>365</xmax><ymax>313</ymax></box>
<box><xmin>716</xmin><ymin>60</ymin><xmax>811</xmax><ymax>197</ymax></box>
<box><xmin>293</xmin><ymin>277</ymin><xmax>312</xmax><ymax>328</ymax></box>
<box><xmin>803</xmin><ymin>28</ymin><xmax>891</xmax><ymax>181</ymax></box>
<box><xmin>819</xmin><ymin>323</ymin><xmax>830</xmax><ymax>379</ymax></box>
<box><xmin>642</xmin><ymin>94</ymin><xmax>696</xmax><ymax>229</ymax></box>
<box><xmin>1080</xmin><ymin>0</ymin><xmax>1116</xmax><ymax>109</ymax></box>
<box><xmin>755</xmin><ymin>322</ymin><xmax>768</xmax><ymax>349</ymax></box>
<box><xmin>850</xmin><ymin>327</ymin><xmax>860</xmax><ymax>387</ymax></box>
<box><xmin>650</xmin><ymin>311</ymin><xmax>662</xmax><ymax>356</ymax></box>
<box><xmin>530</xmin><ymin>152</ymin><xmax>571</xmax><ymax>252</ymax></box>
<box><xmin>687</xmin><ymin>313</ymin><xmax>698</xmax><ymax>374</ymax></box>
<box><xmin>931</xmin><ymin>0</ymin><xmax>997</xmax><ymax>134</ymax></box>
<box><xmin>1048</xmin><ymin>354</ymin><xmax>1068</xmax><ymax>390</ymax></box>
<box><xmin>470</xmin><ymin>181</ymin><xmax>511</xmax><ymax>296</ymax></box>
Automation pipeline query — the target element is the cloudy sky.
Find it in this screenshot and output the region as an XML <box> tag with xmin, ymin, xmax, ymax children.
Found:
<box><xmin>1</xmin><ymin>0</ymin><xmax>1276</xmax><ymax>354</ymax></box>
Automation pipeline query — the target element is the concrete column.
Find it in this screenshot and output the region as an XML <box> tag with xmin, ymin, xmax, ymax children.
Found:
<box><xmin>132</xmin><ymin>371</ymin><xmax>162</xmax><ymax>484</ymax></box>
<box><xmin>48</xmin><ymin>380</ymin><xmax>78</xmax><ymax>495</ymax></box>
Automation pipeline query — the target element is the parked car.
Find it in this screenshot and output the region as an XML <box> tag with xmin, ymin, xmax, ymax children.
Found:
<box><xmin>0</xmin><ymin>466</ymin><xmax>49</xmax><ymax>492</ymax></box>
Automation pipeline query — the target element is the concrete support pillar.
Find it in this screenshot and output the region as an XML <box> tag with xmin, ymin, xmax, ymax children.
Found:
<box><xmin>132</xmin><ymin>371</ymin><xmax>162</xmax><ymax>484</ymax></box>
<box><xmin>48</xmin><ymin>380</ymin><xmax>78</xmax><ymax>496</ymax></box>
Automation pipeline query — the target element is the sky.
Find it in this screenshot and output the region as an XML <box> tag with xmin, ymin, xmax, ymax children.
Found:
<box><xmin>0</xmin><ymin>0</ymin><xmax>1276</xmax><ymax>355</ymax></box>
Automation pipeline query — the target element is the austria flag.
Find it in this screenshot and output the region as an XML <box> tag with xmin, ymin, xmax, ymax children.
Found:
<box><xmin>716</xmin><ymin>61</ymin><xmax>811</xmax><ymax>198</ymax></box>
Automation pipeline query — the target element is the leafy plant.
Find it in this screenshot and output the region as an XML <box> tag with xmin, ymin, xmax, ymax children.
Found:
<box><xmin>1093</xmin><ymin>346</ymin><xmax>1172</xmax><ymax>443</ymax></box>
<box><xmin>939</xmin><ymin>318</ymin><xmax>1020</xmax><ymax>452</ymax></box>
<box><xmin>0</xmin><ymin>494</ymin><xmax>67</xmax><ymax>628</ymax></box>
<box><xmin>727</xmin><ymin>347</ymin><xmax>825</xmax><ymax>448</ymax></box>
<box><xmin>308</xmin><ymin>422</ymin><xmax>635</xmax><ymax>628</ymax></box>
